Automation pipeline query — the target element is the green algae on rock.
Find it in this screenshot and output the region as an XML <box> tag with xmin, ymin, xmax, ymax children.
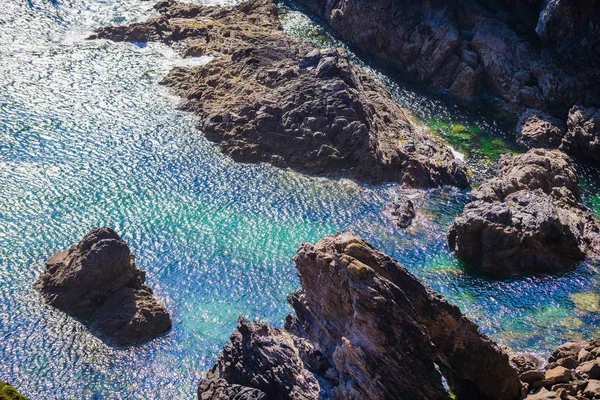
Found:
<box><xmin>0</xmin><ymin>382</ymin><xmax>28</xmax><ymax>400</ymax></box>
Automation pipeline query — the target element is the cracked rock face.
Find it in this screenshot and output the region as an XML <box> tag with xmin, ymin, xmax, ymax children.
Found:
<box><xmin>448</xmin><ymin>149</ymin><xmax>600</xmax><ymax>274</ymax></box>
<box><xmin>90</xmin><ymin>0</ymin><xmax>468</xmax><ymax>188</ymax></box>
<box><xmin>198</xmin><ymin>233</ymin><xmax>521</xmax><ymax>400</ymax></box>
<box><xmin>294</xmin><ymin>0</ymin><xmax>600</xmax><ymax>118</ymax></box>
<box><xmin>35</xmin><ymin>227</ymin><xmax>171</xmax><ymax>346</ymax></box>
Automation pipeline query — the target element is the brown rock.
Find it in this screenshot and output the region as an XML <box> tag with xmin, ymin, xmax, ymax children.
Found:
<box><xmin>576</xmin><ymin>361</ymin><xmax>600</xmax><ymax>380</ymax></box>
<box><xmin>90</xmin><ymin>0</ymin><xmax>468</xmax><ymax>188</ymax></box>
<box><xmin>545</xmin><ymin>366</ymin><xmax>573</xmax><ymax>385</ymax></box>
<box><xmin>583</xmin><ymin>380</ymin><xmax>600</xmax><ymax>398</ymax></box>
<box><xmin>522</xmin><ymin>370</ymin><xmax>547</xmax><ymax>383</ymax></box>
<box><xmin>35</xmin><ymin>227</ymin><xmax>171</xmax><ymax>346</ymax></box>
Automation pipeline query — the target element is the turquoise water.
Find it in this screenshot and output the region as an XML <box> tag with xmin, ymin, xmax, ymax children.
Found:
<box><xmin>1</xmin><ymin>0</ymin><xmax>599</xmax><ymax>399</ymax></box>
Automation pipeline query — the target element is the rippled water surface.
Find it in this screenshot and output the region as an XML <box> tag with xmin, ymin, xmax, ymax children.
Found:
<box><xmin>1</xmin><ymin>0</ymin><xmax>599</xmax><ymax>398</ymax></box>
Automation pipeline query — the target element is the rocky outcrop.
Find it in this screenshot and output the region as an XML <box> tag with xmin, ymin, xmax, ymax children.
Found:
<box><xmin>448</xmin><ymin>149</ymin><xmax>600</xmax><ymax>274</ymax></box>
<box><xmin>0</xmin><ymin>382</ymin><xmax>28</xmax><ymax>400</ymax></box>
<box><xmin>391</xmin><ymin>196</ymin><xmax>416</xmax><ymax>228</ymax></box>
<box><xmin>294</xmin><ymin>0</ymin><xmax>600</xmax><ymax>117</ymax></box>
<box><xmin>563</xmin><ymin>106</ymin><xmax>600</xmax><ymax>163</ymax></box>
<box><xmin>198</xmin><ymin>232</ymin><xmax>521</xmax><ymax>400</ymax></box>
<box><xmin>521</xmin><ymin>338</ymin><xmax>600</xmax><ymax>399</ymax></box>
<box><xmin>90</xmin><ymin>0</ymin><xmax>468</xmax><ymax>188</ymax></box>
<box><xmin>517</xmin><ymin>109</ymin><xmax>566</xmax><ymax>149</ymax></box>
<box><xmin>35</xmin><ymin>227</ymin><xmax>172</xmax><ymax>346</ymax></box>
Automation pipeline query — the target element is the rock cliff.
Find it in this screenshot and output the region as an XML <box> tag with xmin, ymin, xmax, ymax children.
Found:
<box><xmin>198</xmin><ymin>232</ymin><xmax>522</xmax><ymax>400</ymax></box>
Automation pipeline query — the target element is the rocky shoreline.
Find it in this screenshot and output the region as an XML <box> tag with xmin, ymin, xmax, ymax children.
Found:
<box><xmin>294</xmin><ymin>0</ymin><xmax>600</xmax><ymax>117</ymax></box>
<box><xmin>89</xmin><ymin>0</ymin><xmax>468</xmax><ymax>188</ymax></box>
<box><xmin>23</xmin><ymin>0</ymin><xmax>597</xmax><ymax>398</ymax></box>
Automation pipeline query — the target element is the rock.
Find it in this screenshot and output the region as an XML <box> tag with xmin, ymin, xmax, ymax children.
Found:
<box><xmin>576</xmin><ymin>361</ymin><xmax>600</xmax><ymax>380</ymax></box>
<box><xmin>197</xmin><ymin>317</ymin><xmax>325</xmax><ymax>400</ymax></box>
<box><xmin>583</xmin><ymin>380</ymin><xmax>600</xmax><ymax>398</ymax></box>
<box><xmin>504</xmin><ymin>348</ymin><xmax>544</xmax><ymax>374</ymax></box>
<box><xmin>90</xmin><ymin>0</ymin><xmax>468</xmax><ymax>188</ymax></box>
<box><xmin>448</xmin><ymin>149</ymin><xmax>600</xmax><ymax>274</ymax></box>
<box><xmin>521</xmin><ymin>370</ymin><xmax>546</xmax><ymax>384</ymax></box>
<box><xmin>562</xmin><ymin>106</ymin><xmax>600</xmax><ymax>162</ymax></box>
<box><xmin>524</xmin><ymin>339</ymin><xmax>600</xmax><ymax>400</ymax></box>
<box><xmin>517</xmin><ymin>109</ymin><xmax>566</xmax><ymax>149</ymax></box>
<box><xmin>0</xmin><ymin>381</ymin><xmax>28</xmax><ymax>400</ymax></box>
<box><xmin>35</xmin><ymin>227</ymin><xmax>171</xmax><ymax>345</ymax></box>
<box><xmin>294</xmin><ymin>0</ymin><xmax>600</xmax><ymax>117</ymax></box>
<box><xmin>199</xmin><ymin>232</ymin><xmax>522</xmax><ymax>400</ymax></box>
<box><xmin>390</xmin><ymin>197</ymin><xmax>416</xmax><ymax>228</ymax></box>
<box><xmin>545</xmin><ymin>366</ymin><xmax>572</xmax><ymax>385</ymax></box>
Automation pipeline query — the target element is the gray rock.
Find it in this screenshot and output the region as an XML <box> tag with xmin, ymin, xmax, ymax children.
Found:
<box><xmin>391</xmin><ymin>197</ymin><xmax>416</xmax><ymax>228</ymax></box>
<box><xmin>562</xmin><ymin>106</ymin><xmax>600</xmax><ymax>162</ymax></box>
<box><xmin>517</xmin><ymin>109</ymin><xmax>566</xmax><ymax>149</ymax></box>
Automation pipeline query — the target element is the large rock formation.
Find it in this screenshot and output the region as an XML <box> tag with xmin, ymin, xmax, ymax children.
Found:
<box><xmin>198</xmin><ymin>232</ymin><xmax>522</xmax><ymax>400</ymax></box>
<box><xmin>35</xmin><ymin>227</ymin><xmax>172</xmax><ymax>346</ymax></box>
<box><xmin>448</xmin><ymin>149</ymin><xmax>600</xmax><ymax>274</ymax></box>
<box><xmin>294</xmin><ymin>0</ymin><xmax>600</xmax><ymax>118</ymax></box>
<box><xmin>89</xmin><ymin>0</ymin><xmax>468</xmax><ymax>188</ymax></box>
<box><xmin>520</xmin><ymin>338</ymin><xmax>600</xmax><ymax>399</ymax></box>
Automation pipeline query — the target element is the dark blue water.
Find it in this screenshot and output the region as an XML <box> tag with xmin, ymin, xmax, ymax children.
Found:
<box><xmin>1</xmin><ymin>0</ymin><xmax>599</xmax><ymax>398</ymax></box>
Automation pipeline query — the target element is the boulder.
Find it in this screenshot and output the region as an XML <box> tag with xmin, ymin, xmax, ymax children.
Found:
<box><xmin>35</xmin><ymin>227</ymin><xmax>171</xmax><ymax>346</ymax></box>
<box><xmin>524</xmin><ymin>338</ymin><xmax>600</xmax><ymax>399</ymax></box>
<box><xmin>562</xmin><ymin>106</ymin><xmax>600</xmax><ymax>163</ymax></box>
<box><xmin>199</xmin><ymin>232</ymin><xmax>522</xmax><ymax>400</ymax></box>
<box><xmin>0</xmin><ymin>381</ymin><xmax>28</xmax><ymax>400</ymax></box>
<box><xmin>517</xmin><ymin>109</ymin><xmax>566</xmax><ymax>149</ymax></box>
<box><xmin>449</xmin><ymin>149</ymin><xmax>600</xmax><ymax>274</ymax></box>
<box><xmin>90</xmin><ymin>0</ymin><xmax>468</xmax><ymax>188</ymax></box>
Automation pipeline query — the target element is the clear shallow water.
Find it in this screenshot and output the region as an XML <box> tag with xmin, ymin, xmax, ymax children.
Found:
<box><xmin>0</xmin><ymin>0</ymin><xmax>599</xmax><ymax>399</ymax></box>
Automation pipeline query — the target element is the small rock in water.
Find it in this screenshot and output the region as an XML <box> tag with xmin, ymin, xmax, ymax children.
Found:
<box><xmin>35</xmin><ymin>227</ymin><xmax>171</xmax><ymax>346</ymax></box>
<box><xmin>391</xmin><ymin>197</ymin><xmax>416</xmax><ymax>228</ymax></box>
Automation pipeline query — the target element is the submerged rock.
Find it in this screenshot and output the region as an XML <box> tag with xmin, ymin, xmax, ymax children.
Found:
<box><xmin>294</xmin><ymin>0</ymin><xmax>600</xmax><ymax>119</ymax></box>
<box><xmin>90</xmin><ymin>0</ymin><xmax>468</xmax><ymax>188</ymax></box>
<box><xmin>448</xmin><ymin>149</ymin><xmax>600</xmax><ymax>274</ymax></box>
<box><xmin>198</xmin><ymin>232</ymin><xmax>521</xmax><ymax>400</ymax></box>
<box><xmin>35</xmin><ymin>227</ymin><xmax>171</xmax><ymax>345</ymax></box>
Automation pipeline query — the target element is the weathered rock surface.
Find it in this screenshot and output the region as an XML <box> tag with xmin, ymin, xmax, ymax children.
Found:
<box><xmin>563</xmin><ymin>106</ymin><xmax>600</xmax><ymax>163</ymax></box>
<box><xmin>295</xmin><ymin>0</ymin><xmax>600</xmax><ymax>117</ymax></box>
<box><xmin>448</xmin><ymin>149</ymin><xmax>600</xmax><ymax>274</ymax></box>
<box><xmin>522</xmin><ymin>338</ymin><xmax>600</xmax><ymax>399</ymax></box>
<box><xmin>390</xmin><ymin>196</ymin><xmax>416</xmax><ymax>228</ymax></box>
<box><xmin>198</xmin><ymin>232</ymin><xmax>521</xmax><ymax>400</ymax></box>
<box><xmin>35</xmin><ymin>227</ymin><xmax>171</xmax><ymax>346</ymax></box>
<box><xmin>517</xmin><ymin>109</ymin><xmax>566</xmax><ymax>149</ymax></box>
<box><xmin>90</xmin><ymin>0</ymin><xmax>468</xmax><ymax>188</ymax></box>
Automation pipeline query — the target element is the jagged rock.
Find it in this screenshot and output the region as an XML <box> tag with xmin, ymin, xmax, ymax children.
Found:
<box><xmin>35</xmin><ymin>227</ymin><xmax>171</xmax><ymax>345</ymax></box>
<box><xmin>200</xmin><ymin>232</ymin><xmax>522</xmax><ymax>400</ymax></box>
<box><xmin>197</xmin><ymin>317</ymin><xmax>325</xmax><ymax>400</ymax></box>
<box><xmin>294</xmin><ymin>0</ymin><xmax>600</xmax><ymax>118</ymax></box>
<box><xmin>525</xmin><ymin>338</ymin><xmax>600</xmax><ymax>399</ymax></box>
<box><xmin>517</xmin><ymin>109</ymin><xmax>566</xmax><ymax>149</ymax></box>
<box><xmin>562</xmin><ymin>106</ymin><xmax>600</xmax><ymax>163</ymax></box>
<box><xmin>90</xmin><ymin>0</ymin><xmax>468</xmax><ymax>188</ymax></box>
<box><xmin>390</xmin><ymin>197</ymin><xmax>416</xmax><ymax>228</ymax></box>
<box><xmin>448</xmin><ymin>149</ymin><xmax>600</xmax><ymax>274</ymax></box>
